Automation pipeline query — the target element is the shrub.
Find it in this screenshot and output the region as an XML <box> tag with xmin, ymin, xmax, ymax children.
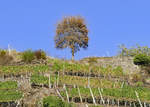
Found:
<box><xmin>0</xmin><ymin>50</ymin><xmax>13</xmax><ymax>65</ymax></box>
<box><xmin>118</xmin><ymin>44</ymin><xmax>150</xmax><ymax>57</ymax></box>
<box><xmin>34</xmin><ymin>49</ymin><xmax>46</xmax><ymax>60</ymax></box>
<box><xmin>133</xmin><ymin>54</ymin><xmax>150</xmax><ymax>66</ymax></box>
<box><xmin>22</xmin><ymin>50</ymin><xmax>35</xmax><ymax>63</ymax></box>
<box><xmin>43</xmin><ymin>96</ymin><xmax>75</xmax><ymax>107</ymax></box>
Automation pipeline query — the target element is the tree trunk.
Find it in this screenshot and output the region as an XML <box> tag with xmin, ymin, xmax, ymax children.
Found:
<box><xmin>71</xmin><ymin>47</ymin><xmax>74</xmax><ymax>60</ymax></box>
<box><xmin>72</xmin><ymin>54</ymin><xmax>74</xmax><ymax>60</ymax></box>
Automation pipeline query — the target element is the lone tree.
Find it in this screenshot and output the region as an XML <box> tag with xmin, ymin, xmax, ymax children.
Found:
<box><xmin>55</xmin><ymin>16</ymin><xmax>89</xmax><ymax>60</ymax></box>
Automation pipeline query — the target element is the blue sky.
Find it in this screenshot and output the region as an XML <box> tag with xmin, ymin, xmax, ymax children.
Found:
<box><xmin>0</xmin><ymin>0</ymin><xmax>150</xmax><ymax>60</ymax></box>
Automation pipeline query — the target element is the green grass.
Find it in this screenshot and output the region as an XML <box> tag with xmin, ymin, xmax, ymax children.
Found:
<box><xmin>43</xmin><ymin>95</ymin><xmax>76</xmax><ymax>107</ymax></box>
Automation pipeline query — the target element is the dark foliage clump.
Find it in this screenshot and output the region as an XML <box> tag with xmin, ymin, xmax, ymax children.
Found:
<box><xmin>133</xmin><ymin>54</ymin><xmax>150</xmax><ymax>66</ymax></box>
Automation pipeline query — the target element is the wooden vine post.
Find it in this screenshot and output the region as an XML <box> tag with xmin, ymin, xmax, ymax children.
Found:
<box><xmin>77</xmin><ymin>86</ymin><xmax>82</xmax><ymax>103</ymax></box>
<box><xmin>56</xmin><ymin>88</ymin><xmax>64</xmax><ymax>101</ymax></box>
<box><xmin>118</xmin><ymin>99</ymin><xmax>119</xmax><ymax>107</ymax></box>
<box><xmin>144</xmin><ymin>102</ymin><xmax>146</xmax><ymax>107</ymax></box>
<box><xmin>89</xmin><ymin>86</ymin><xmax>97</xmax><ymax>106</ymax></box>
<box><xmin>87</xmin><ymin>70</ymin><xmax>97</xmax><ymax>106</ymax></box>
<box><xmin>64</xmin><ymin>84</ymin><xmax>69</xmax><ymax>103</ymax></box>
<box><xmin>85</xmin><ymin>104</ymin><xmax>88</xmax><ymax>107</ymax></box>
<box><xmin>88</xmin><ymin>77</ymin><xmax>97</xmax><ymax>106</ymax></box>
<box><xmin>98</xmin><ymin>87</ymin><xmax>105</xmax><ymax>105</ymax></box>
<box><xmin>121</xmin><ymin>81</ymin><xmax>124</xmax><ymax>88</ymax></box>
<box><xmin>135</xmin><ymin>91</ymin><xmax>143</xmax><ymax>107</ymax></box>
<box><xmin>107</xmin><ymin>98</ymin><xmax>110</xmax><ymax>106</ymax></box>
<box><xmin>125</xmin><ymin>101</ymin><xmax>127</xmax><ymax>107</ymax></box>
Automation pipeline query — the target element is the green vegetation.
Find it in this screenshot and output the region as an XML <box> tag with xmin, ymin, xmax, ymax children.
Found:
<box><xmin>0</xmin><ymin>65</ymin><xmax>49</xmax><ymax>75</ymax></box>
<box><xmin>1</xmin><ymin>14</ymin><xmax>150</xmax><ymax>106</ymax></box>
<box><xmin>0</xmin><ymin>81</ymin><xmax>17</xmax><ymax>90</ymax></box>
<box><xmin>43</xmin><ymin>96</ymin><xmax>75</xmax><ymax>107</ymax></box>
<box><xmin>31</xmin><ymin>74</ymin><xmax>123</xmax><ymax>88</ymax></box>
<box><xmin>118</xmin><ymin>44</ymin><xmax>150</xmax><ymax>57</ymax></box>
<box><xmin>59</xmin><ymin>75</ymin><xmax>122</xmax><ymax>88</ymax></box>
<box><xmin>0</xmin><ymin>90</ymin><xmax>22</xmax><ymax>102</ymax></box>
<box><xmin>1</xmin><ymin>44</ymin><xmax>150</xmax><ymax>106</ymax></box>
<box><xmin>22</xmin><ymin>49</ymin><xmax>35</xmax><ymax>63</ymax></box>
<box><xmin>0</xmin><ymin>49</ymin><xmax>47</xmax><ymax>65</ymax></box>
<box><xmin>135</xmin><ymin>81</ymin><xmax>143</xmax><ymax>87</ymax></box>
<box><xmin>133</xmin><ymin>54</ymin><xmax>150</xmax><ymax>66</ymax></box>
<box><xmin>133</xmin><ymin>54</ymin><xmax>150</xmax><ymax>74</ymax></box>
<box><xmin>31</xmin><ymin>73</ymin><xmax>55</xmax><ymax>85</ymax></box>
<box><xmin>52</xmin><ymin>61</ymin><xmax>124</xmax><ymax>78</ymax></box>
<box><xmin>0</xmin><ymin>54</ymin><xmax>124</xmax><ymax>78</ymax></box>
<box><xmin>0</xmin><ymin>81</ymin><xmax>22</xmax><ymax>102</ymax></box>
<box><xmin>61</xmin><ymin>85</ymin><xmax>150</xmax><ymax>102</ymax></box>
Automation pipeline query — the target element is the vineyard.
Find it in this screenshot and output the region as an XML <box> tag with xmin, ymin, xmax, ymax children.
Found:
<box><xmin>0</xmin><ymin>58</ymin><xmax>150</xmax><ymax>107</ymax></box>
<box><xmin>0</xmin><ymin>81</ymin><xmax>22</xmax><ymax>107</ymax></box>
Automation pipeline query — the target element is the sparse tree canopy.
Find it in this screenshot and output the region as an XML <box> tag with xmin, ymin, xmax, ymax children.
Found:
<box><xmin>54</xmin><ymin>16</ymin><xmax>89</xmax><ymax>60</ymax></box>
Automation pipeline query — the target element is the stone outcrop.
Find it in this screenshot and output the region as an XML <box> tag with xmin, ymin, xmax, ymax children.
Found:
<box><xmin>81</xmin><ymin>56</ymin><xmax>139</xmax><ymax>73</ymax></box>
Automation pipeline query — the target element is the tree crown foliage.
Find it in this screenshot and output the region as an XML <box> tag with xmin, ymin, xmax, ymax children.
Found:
<box><xmin>54</xmin><ymin>16</ymin><xmax>89</xmax><ymax>60</ymax></box>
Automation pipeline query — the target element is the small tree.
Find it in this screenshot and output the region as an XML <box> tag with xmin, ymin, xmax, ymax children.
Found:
<box><xmin>54</xmin><ymin>16</ymin><xmax>89</xmax><ymax>60</ymax></box>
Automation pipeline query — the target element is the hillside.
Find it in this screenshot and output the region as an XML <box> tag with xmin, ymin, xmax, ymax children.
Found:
<box><xmin>0</xmin><ymin>51</ymin><xmax>150</xmax><ymax>107</ymax></box>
